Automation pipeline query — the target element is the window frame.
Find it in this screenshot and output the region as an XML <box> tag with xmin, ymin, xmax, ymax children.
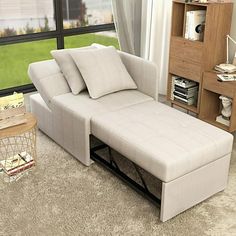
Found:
<box><xmin>0</xmin><ymin>0</ymin><xmax>115</xmax><ymax>96</ymax></box>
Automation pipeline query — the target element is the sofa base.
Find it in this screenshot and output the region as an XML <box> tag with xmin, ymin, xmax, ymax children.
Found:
<box><xmin>90</xmin><ymin>142</ymin><xmax>231</xmax><ymax>222</ymax></box>
<box><xmin>30</xmin><ymin>94</ymin><xmax>232</xmax><ymax>222</ymax></box>
<box><xmin>30</xmin><ymin>93</ymin><xmax>54</xmax><ymax>139</ymax></box>
<box><xmin>161</xmin><ymin>153</ymin><xmax>230</xmax><ymax>222</ymax></box>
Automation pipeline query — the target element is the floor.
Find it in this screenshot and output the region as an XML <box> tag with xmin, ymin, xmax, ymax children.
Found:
<box><xmin>0</xmin><ymin>94</ymin><xmax>235</xmax><ymax>235</ymax></box>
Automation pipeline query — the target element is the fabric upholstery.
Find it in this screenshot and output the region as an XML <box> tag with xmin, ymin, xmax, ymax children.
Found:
<box><xmin>119</xmin><ymin>51</ymin><xmax>158</xmax><ymax>100</ymax></box>
<box><xmin>92</xmin><ymin>43</ymin><xmax>159</xmax><ymax>100</ymax></box>
<box><xmin>51</xmin><ymin>91</ymin><xmax>106</xmax><ymax>166</ymax></box>
<box><xmin>51</xmin><ymin>46</ymin><xmax>96</xmax><ymax>95</ymax></box>
<box><xmin>91</xmin><ymin>101</ymin><xmax>234</xmax><ymax>182</ymax></box>
<box><xmin>96</xmin><ymin>90</ymin><xmax>152</xmax><ymax>111</ymax></box>
<box><xmin>30</xmin><ymin>93</ymin><xmax>54</xmax><ymax>139</ymax></box>
<box><xmin>70</xmin><ymin>46</ymin><xmax>137</xmax><ymax>99</ymax></box>
<box><xmin>29</xmin><ymin>50</ymin><xmax>159</xmax><ymax>166</ymax></box>
<box><xmin>41</xmin><ymin>90</ymin><xmax>153</xmax><ymax>166</ymax></box>
<box><xmin>28</xmin><ymin>60</ymin><xmax>70</xmax><ymax>108</ymax></box>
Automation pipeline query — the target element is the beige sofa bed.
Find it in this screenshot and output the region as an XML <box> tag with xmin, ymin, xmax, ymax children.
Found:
<box><xmin>28</xmin><ymin>45</ymin><xmax>233</xmax><ymax>222</ymax></box>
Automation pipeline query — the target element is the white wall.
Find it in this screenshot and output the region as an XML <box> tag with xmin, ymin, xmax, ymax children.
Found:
<box><xmin>230</xmin><ymin>0</ymin><xmax>236</xmax><ymax>63</ymax></box>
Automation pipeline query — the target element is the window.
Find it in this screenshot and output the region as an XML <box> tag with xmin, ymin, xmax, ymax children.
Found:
<box><xmin>0</xmin><ymin>39</ymin><xmax>56</xmax><ymax>90</ymax></box>
<box><xmin>65</xmin><ymin>31</ymin><xmax>119</xmax><ymax>49</ymax></box>
<box><xmin>0</xmin><ymin>0</ymin><xmax>116</xmax><ymax>95</ymax></box>
<box><xmin>0</xmin><ymin>0</ymin><xmax>56</xmax><ymax>37</ymax></box>
<box><xmin>62</xmin><ymin>0</ymin><xmax>113</xmax><ymax>29</ymax></box>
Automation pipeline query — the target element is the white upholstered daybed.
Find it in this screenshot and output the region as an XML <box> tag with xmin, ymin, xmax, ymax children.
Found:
<box><xmin>28</xmin><ymin>45</ymin><xmax>233</xmax><ymax>222</ymax></box>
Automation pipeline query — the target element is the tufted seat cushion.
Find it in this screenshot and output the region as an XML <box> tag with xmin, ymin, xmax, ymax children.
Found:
<box><xmin>91</xmin><ymin>101</ymin><xmax>234</xmax><ymax>182</ymax></box>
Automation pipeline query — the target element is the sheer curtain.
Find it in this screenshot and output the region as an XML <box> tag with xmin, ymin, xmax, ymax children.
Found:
<box><xmin>112</xmin><ymin>0</ymin><xmax>143</xmax><ymax>56</ymax></box>
<box><xmin>112</xmin><ymin>0</ymin><xmax>172</xmax><ymax>95</ymax></box>
<box><xmin>148</xmin><ymin>0</ymin><xmax>172</xmax><ymax>95</ymax></box>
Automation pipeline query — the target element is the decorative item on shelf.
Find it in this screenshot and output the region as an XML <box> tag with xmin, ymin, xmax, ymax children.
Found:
<box><xmin>185</xmin><ymin>9</ymin><xmax>206</xmax><ymax>41</ymax></box>
<box><xmin>216</xmin><ymin>95</ymin><xmax>232</xmax><ymax>127</ymax></box>
<box><xmin>0</xmin><ymin>92</ymin><xmax>26</xmax><ymax>130</ymax></box>
<box><xmin>215</xmin><ymin>35</ymin><xmax>236</xmax><ymax>73</ymax></box>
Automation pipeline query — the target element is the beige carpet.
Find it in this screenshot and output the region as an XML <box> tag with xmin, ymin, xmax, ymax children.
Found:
<box><xmin>0</xmin><ymin>129</ymin><xmax>236</xmax><ymax>236</ymax></box>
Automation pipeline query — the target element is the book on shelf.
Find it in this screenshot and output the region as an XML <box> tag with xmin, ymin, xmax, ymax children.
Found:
<box><xmin>215</xmin><ymin>64</ymin><xmax>236</xmax><ymax>74</ymax></box>
<box><xmin>174</xmin><ymin>77</ymin><xmax>197</xmax><ymax>88</ymax></box>
<box><xmin>0</xmin><ymin>92</ymin><xmax>24</xmax><ymax>111</ymax></box>
<box><xmin>217</xmin><ymin>74</ymin><xmax>236</xmax><ymax>82</ymax></box>
<box><xmin>0</xmin><ymin>152</ymin><xmax>35</xmax><ymax>176</ymax></box>
<box><xmin>175</xmin><ymin>85</ymin><xmax>198</xmax><ymax>95</ymax></box>
<box><xmin>0</xmin><ymin>93</ymin><xmax>26</xmax><ymax>130</ymax></box>
<box><xmin>174</xmin><ymin>95</ymin><xmax>195</xmax><ymax>106</ymax></box>
<box><xmin>170</xmin><ymin>75</ymin><xmax>181</xmax><ymax>100</ymax></box>
<box><xmin>185</xmin><ymin>10</ymin><xmax>206</xmax><ymax>41</ymax></box>
<box><xmin>173</xmin><ymin>90</ymin><xmax>198</xmax><ymax>99</ymax></box>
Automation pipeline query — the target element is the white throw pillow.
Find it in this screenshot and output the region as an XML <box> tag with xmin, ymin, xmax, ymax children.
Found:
<box><xmin>70</xmin><ymin>46</ymin><xmax>137</xmax><ymax>99</ymax></box>
<box><xmin>51</xmin><ymin>46</ymin><xmax>96</xmax><ymax>95</ymax></box>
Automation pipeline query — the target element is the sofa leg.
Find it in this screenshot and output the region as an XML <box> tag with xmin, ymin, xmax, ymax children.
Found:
<box><xmin>160</xmin><ymin>154</ymin><xmax>231</xmax><ymax>222</ymax></box>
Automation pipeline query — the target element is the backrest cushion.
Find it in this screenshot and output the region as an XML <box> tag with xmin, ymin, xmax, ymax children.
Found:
<box><xmin>51</xmin><ymin>46</ymin><xmax>96</xmax><ymax>95</ymax></box>
<box><xmin>28</xmin><ymin>59</ymin><xmax>70</xmax><ymax>108</ymax></box>
<box><xmin>70</xmin><ymin>46</ymin><xmax>137</xmax><ymax>99</ymax></box>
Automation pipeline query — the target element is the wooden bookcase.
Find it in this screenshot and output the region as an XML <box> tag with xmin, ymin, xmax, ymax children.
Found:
<box><xmin>167</xmin><ymin>0</ymin><xmax>233</xmax><ymax>114</ymax></box>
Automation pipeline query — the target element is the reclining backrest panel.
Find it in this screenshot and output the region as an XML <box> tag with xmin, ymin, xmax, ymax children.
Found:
<box><xmin>28</xmin><ymin>59</ymin><xmax>71</xmax><ymax>109</ymax></box>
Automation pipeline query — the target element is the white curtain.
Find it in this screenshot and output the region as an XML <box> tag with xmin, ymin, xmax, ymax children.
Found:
<box><xmin>112</xmin><ymin>0</ymin><xmax>143</xmax><ymax>56</ymax></box>
<box><xmin>112</xmin><ymin>0</ymin><xmax>172</xmax><ymax>95</ymax></box>
<box><xmin>148</xmin><ymin>0</ymin><xmax>172</xmax><ymax>95</ymax></box>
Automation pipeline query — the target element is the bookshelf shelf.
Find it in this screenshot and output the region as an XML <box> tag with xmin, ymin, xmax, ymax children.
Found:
<box><xmin>204</xmin><ymin>117</ymin><xmax>229</xmax><ymax>131</ymax></box>
<box><xmin>167</xmin><ymin>0</ymin><xmax>233</xmax><ymax>115</ymax></box>
<box><xmin>199</xmin><ymin>72</ymin><xmax>236</xmax><ymax>133</ymax></box>
<box><xmin>171</xmin><ymin>100</ymin><xmax>198</xmax><ymax>113</ymax></box>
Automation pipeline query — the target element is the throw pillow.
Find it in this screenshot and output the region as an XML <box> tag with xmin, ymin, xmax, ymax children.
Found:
<box><xmin>70</xmin><ymin>46</ymin><xmax>137</xmax><ymax>99</ymax></box>
<box><xmin>51</xmin><ymin>46</ymin><xmax>96</xmax><ymax>95</ymax></box>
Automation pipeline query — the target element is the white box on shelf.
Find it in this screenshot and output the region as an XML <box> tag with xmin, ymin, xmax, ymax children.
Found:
<box><xmin>216</xmin><ymin>115</ymin><xmax>230</xmax><ymax>127</ymax></box>
<box><xmin>185</xmin><ymin>10</ymin><xmax>206</xmax><ymax>41</ymax></box>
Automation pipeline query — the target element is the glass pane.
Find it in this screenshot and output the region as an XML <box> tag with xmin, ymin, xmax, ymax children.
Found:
<box><xmin>63</xmin><ymin>0</ymin><xmax>113</xmax><ymax>29</ymax></box>
<box><xmin>0</xmin><ymin>39</ymin><xmax>56</xmax><ymax>90</ymax></box>
<box><xmin>0</xmin><ymin>0</ymin><xmax>56</xmax><ymax>37</ymax></box>
<box><xmin>64</xmin><ymin>31</ymin><xmax>119</xmax><ymax>49</ymax></box>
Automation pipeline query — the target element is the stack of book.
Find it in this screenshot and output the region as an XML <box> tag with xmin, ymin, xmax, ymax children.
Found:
<box><xmin>185</xmin><ymin>10</ymin><xmax>206</xmax><ymax>41</ymax></box>
<box><xmin>0</xmin><ymin>92</ymin><xmax>26</xmax><ymax>130</ymax></box>
<box><xmin>215</xmin><ymin>64</ymin><xmax>236</xmax><ymax>73</ymax></box>
<box><xmin>172</xmin><ymin>76</ymin><xmax>199</xmax><ymax>106</ymax></box>
<box><xmin>217</xmin><ymin>74</ymin><xmax>236</xmax><ymax>82</ymax></box>
<box><xmin>0</xmin><ymin>152</ymin><xmax>35</xmax><ymax>178</ymax></box>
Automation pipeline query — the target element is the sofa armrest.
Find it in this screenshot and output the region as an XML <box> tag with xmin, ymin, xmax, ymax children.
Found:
<box><xmin>119</xmin><ymin>51</ymin><xmax>158</xmax><ymax>100</ymax></box>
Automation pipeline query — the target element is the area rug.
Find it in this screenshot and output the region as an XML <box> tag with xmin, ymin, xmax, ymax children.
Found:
<box><xmin>0</xmin><ymin>130</ymin><xmax>236</xmax><ymax>236</ymax></box>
